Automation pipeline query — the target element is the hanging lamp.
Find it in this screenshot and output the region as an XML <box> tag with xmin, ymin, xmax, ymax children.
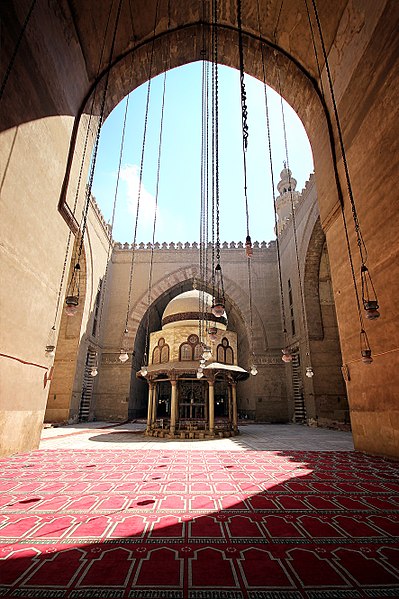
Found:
<box><xmin>44</xmin><ymin>1</ymin><xmax>122</xmax><ymax>355</ymax></box>
<box><xmin>305</xmin><ymin>0</ymin><xmax>380</xmax><ymax>362</ymax></box>
<box><xmin>237</xmin><ymin>0</ymin><xmax>257</xmax><ymax>376</ymax></box>
<box><xmin>65</xmin><ymin>264</ymin><xmax>80</xmax><ymax>316</ymax></box>
<box><xmin>274</xmin><ymin>49</ymin><xmax>314</xmax><ymax>377</ymax></box>
<box><xmin>64</xmin><ymin>0</ymin><xmax>124</xmax><ymax>319</ymax></box>
<box><xmin>120</xmin><ymin>1</ymin><xmax>161</xmax><ymax>372</ymax></box>
<box><xmin>256</xmin><ymin>3</ymin><xmax>292</xmax><ymax>367</ymax></box>
<box><xmin>91</xmin><ymin>92</ymin><xmax>132</xmax><ymax>376</ymax></box>
<box><xmin>208</xmin><ymin>326</ymin><xmax>218</xmax><ymax>342</ymax></box>
<box><xmin>119</xmin><ymin>328</ymin><xmax>129</xmax><ymax>363</ymax></box>
<box><xmin>361</xmin><ymin>265</ymin><xmax>380</xmax><ymax>319</ymax></box>
<box><xmin>90</xmin><ymin>352</ymin><xmax>98</xmax><ymax>377</ymax></box>
<box><xmin>45</xmin><ymin>326</ymin><xmax>56</xmax><ymax>357</ymax></box>
<box><xmin>360</xmin><ymin>329</ymin><xmax>373</xmax><ymax>364</ymax></box>
<box><xmin>202</xmin><ymin>345</ymin><xmax>212</xmax><ymax>360</ymax></box>
<box><xmin>140</xmin><ymin>10</ymin><xmax>169</xmax><ymax>380</ymax></box>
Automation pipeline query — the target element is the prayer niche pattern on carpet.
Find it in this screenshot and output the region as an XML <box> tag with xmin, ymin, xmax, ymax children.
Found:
<box><xmin>0</xmin><ymin>450</ymin><xmax>398</xmax><ymax>599</ymax></box>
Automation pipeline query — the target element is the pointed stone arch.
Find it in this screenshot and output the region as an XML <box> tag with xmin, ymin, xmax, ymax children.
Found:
<box><xmin>125</xmin><ymin>264</ymin><xmax>269</xmax><ymax>354</ymax></box>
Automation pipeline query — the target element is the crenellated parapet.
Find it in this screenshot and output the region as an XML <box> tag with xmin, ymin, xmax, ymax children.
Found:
<box><xmin>89</xmin><ymin>193</ymin><xmax>112</xmax><ymax>240</ymax></box>
<box><xmin>113</xmin><ymin>240</ymin><xmax>276</xmax><ymax>251</ymax></box>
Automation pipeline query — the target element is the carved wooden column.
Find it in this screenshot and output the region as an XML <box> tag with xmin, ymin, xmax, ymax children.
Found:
<box><xmin>231</xmin><ymin>381</ymin><xmax>238</xmax><ymax>432</ymax></box>
<box><xmin>208</xmin><ymin>379</ymin><xmax>215</xmax><ymax>435</ymax></box>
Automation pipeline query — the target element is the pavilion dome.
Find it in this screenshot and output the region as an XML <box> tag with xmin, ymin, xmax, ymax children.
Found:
<box><xmin>161</xmin><ymin>289</ymin><xmax>227</xmax><ymax>330</ymax></box>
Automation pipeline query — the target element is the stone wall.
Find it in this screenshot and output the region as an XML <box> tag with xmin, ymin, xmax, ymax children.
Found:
<box><xmin>94</xmin><ymin>241</ymin><xmax>287</xmax><ymax>421</ymax></box>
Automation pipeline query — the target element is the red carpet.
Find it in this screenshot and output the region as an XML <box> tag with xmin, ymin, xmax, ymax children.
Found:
<box><xmin>1</xmin><ymin>449</ymin><xmax>399</xmax><ymax>598</ymax></box>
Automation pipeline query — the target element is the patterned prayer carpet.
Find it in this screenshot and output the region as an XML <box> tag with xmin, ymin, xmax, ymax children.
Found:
<box><xmin>1</xmin><ymin>448</ymin><xmax>399</xmax><ymax>599</ymax></box>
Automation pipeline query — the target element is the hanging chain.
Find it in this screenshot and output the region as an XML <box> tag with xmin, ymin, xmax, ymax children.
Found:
<box><xmin>199</xmin><ymin>52</ymin><xmax>210</xmax><ymax>344</ymax></box>
<box><xmin>237</xmin><ymin>0</ymin><xmax>255</xmax><ymax>363</ymax></box>
<box><xmin>97</xmin><ymin>94</ymin><xmax>130</xmax><ymax>338</ymax></box>
<box><xmin>311</xmin><ymin>0</ymin><xmax>368</xmax><ymax>266</ymax></box>
<box><xmin>144</xmin><ymin>68</ymin><xmax>168</xmax><ymax>366</ymax></box>
<box><xmin>303</xmin><ymin>0</ymin><xmax>325</xmax><ymax>97</ymax></box>
<box><xmin>309</xmin><ymin>0</ymin><xmax>375</xmax><ymax>356</ymax></box>
<box><xmin>143</xmin><ymin>0</ymin><xmax>170</xmax><ymax>364</ymax></box>
<box><xmin>75</xmin><ymin>0</ymin><xmax>123</xmax><ymax>274</ymax></box>
<box><xmin>256</xmin><ymin>0</ymin><xmax>288</xmax><ymax>341</ymax></box>
<box><xmin>275</xmin><ymin>55</ymin><xmax>312</xmax><ymax>365</ymax></box>
<box><xmin>210</xmin><ymin>0</ymin><xmax>225</xmax><ymax>306</ymax></box>
<box><xmin>211</xmin><ymin>0</ymin><xmax>217</xmax><ymax>298</ymax></box>
<box><xmin>57</xmin><ymin>0</ymin><xmax>115</xmax><ymax>317</ymax></box>
<box><xmin>237</xmin><ymin>0</ymin><xmax>250</xmax><ymax>240</ymax></box>
<box><xmin>124</xmin><ymin>0</ymin><xmax>160</xmax><ymax>335</ymax></box>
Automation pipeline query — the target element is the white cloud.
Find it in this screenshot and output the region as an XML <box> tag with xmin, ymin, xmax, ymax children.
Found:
<box><xmin>120</xmin><ymin>164</ymin><xmax>157</xmax><ymax>234</ymax></box>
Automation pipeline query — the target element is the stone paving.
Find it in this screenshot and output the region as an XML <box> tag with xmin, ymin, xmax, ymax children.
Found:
<box><xmin>40</xmin><ymin>421</ymin><xmax>354</xmax><ymax>452</ymax></box>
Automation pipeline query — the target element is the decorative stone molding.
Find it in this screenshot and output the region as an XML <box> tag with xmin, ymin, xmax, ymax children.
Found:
<box><xmin>162</xmin><ymin>311</ymin><xmax>227</xmax><ymax>327</ymax></box>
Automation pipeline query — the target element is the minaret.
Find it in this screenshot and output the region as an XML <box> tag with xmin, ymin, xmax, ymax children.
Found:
<box><xmin>275</xmin><ymin>163</ymin><xmax>301</xmax><ymax>235</ymax></box>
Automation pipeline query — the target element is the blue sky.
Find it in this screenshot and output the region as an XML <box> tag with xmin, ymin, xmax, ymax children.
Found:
<box><xmin>92</xmin><ymin>62</ymin><xmax>313</xmax><ymax>244</ymax></box>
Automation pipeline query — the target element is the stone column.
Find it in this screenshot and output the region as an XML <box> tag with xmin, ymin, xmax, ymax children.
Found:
<box><xmin>231</xmin><ymin>382</ymin><xmax>238</xmax><ymax>432</ymax></box>
<box><xmin>170</xmin><ymin>379</ymin><xmax>177</xmax><ymax>436</ymax></box>
<box><xmin>208</xmin><ymin>380</ymin><xmax>215</xmax><ymax>435</ymax></box>
<box><xmin>146</xmin><ymin>381</ymin><xmax>154</xmax><ymax>433</ymax></box>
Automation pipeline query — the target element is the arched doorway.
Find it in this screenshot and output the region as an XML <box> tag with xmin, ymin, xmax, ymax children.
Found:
<box><xmin>1</xmin><ymin>2</ymin><xmax>397</xmax><ymax>457</ymax></box>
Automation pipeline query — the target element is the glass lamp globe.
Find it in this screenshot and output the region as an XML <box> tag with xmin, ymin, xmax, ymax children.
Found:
<box><xmin>212</xmin><ymin>303</ymin><xmax>225</xmax><ymax>318</ymax></box>
<box><xmin>140</xmin><ymin>365</ymin><xmax>148</xmax><ymax>376</ymax></box>
<box><xmin>305</xmin><ymin>366</ymin><xmax>314</xmax><ymax>378</ymax></box>
<box><xmin>364</xmin><ymin>300</ymin><xmax>380</xmax><ymax>320</ymax></box>
<box><xmin>208</xmin><ymin>326</ymin><xmax>218</xmax><ymax>342</ymax></box>
<box><xmin>45</xmin><ymin>345</ymin><xmax>56</xmax><ymax>358</ymax></box>
<box><xmin>282</xmin><ymin>348</ymin><xmax>293</xmax><ymax>363</ymax></box>
<box><xmin>361</xmin><ymin>349</ymin><xmax>373</xmax><ymax>364</ymax></box>
<box><xmin>119</xmin><ymin>351</ymin><xmax>129</xmax><ymax>363</ymax></box>
<box><xmin>250</xmin><ymin>365</ymin><xmax>258</xmax><ymax>376</ymax></box>
<box><xmin>90</xmin><ymin>367</ymin><xmax>98</xmax><ymax>377</ymax></box>
<box><xmin>196</xmin><ymin>370</ymin><xmax>204</xmax><ymax>379</ymax></box>
<box><xmin>202</xmin><ymin>347</ymin><xmax>212</xmax><ymax>360</ymax></box>
<box><xmin>65</xmin><ymin>295</ymin><xmax>79</xmax><ymax>317</ymax></box>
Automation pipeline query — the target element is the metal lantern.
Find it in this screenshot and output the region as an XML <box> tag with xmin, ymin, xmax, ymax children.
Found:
<box><xmin>208</xmin><ymin>326</ymin><xmax>218</xmax><ymax>342</ymax></box>
<box><xmin>281</xmin><ymin>347</ymin><xmax>293</xmax><ymax>363</ymax></box>
<box><xmin>202</xmin><ymin>345</ymin><xmax>212</xmax><ymax>360</ymax></box>
<box><xmin>361</xmin><ymin>265</ymin><xmax>380</xmax><ymax>320</ymax></box>
<box><xmin>361</xmin><ymin>349</ymin><xmax>373</xmax><ymax>364</ymax></box>
<box><xmin>364</xmin><ymin>300</ymin><xmax>380</xmax><ymax>320</ymax></box>
<box><xmin>45</xmin><ymin>326</ymin><xmax>56</xmax><ymax>357</ymax></box>
<box><xmin>65</xmin><ymin>295</ymin><xmax>79</xmax><ymax>316</ymax></box>
<box><xmin>360</xmin><ymin>329</ymin><xmax>373</xmax><ymax>365</ymax></box>
<box><xmin>119</xmin><ymin>351</ymin><xmax>129</xmax><ymax>363</ymax></box>
<box><xmin>245</xmin><ymin>235</ymin><xmax>253</xmax><ymax>258</ymax></box>
<box><xmin>305</xmin><ymin>366</ymin><xmax>314</xmax><ymax>378</ymax></box>
<box><xmin>212</xmin><ymin>302</ymin><xmax>225</xmax><ymax>317</ymax></box>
